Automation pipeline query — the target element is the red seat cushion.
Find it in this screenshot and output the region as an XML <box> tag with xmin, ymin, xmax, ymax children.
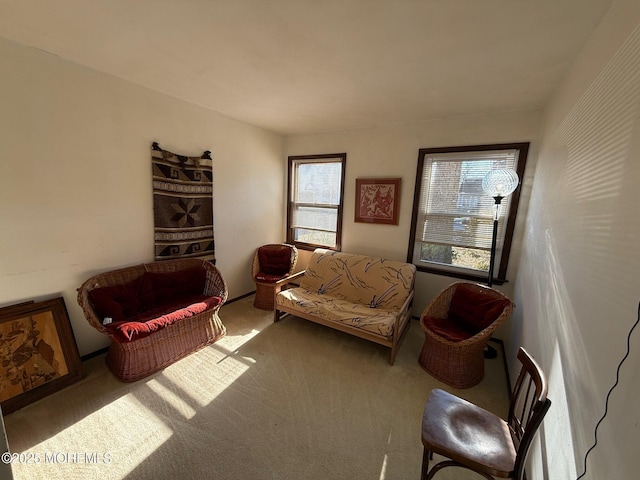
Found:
<box><xmin>106</xmin><ymin>295</ymin><xmax>222</xmax><ymax>342</ymax></box>
<box><xmin>448</xmin><ymin>284</ymin><xmax>511</xmax><ymax>332</ymax></box>
<box><xmin>255</xmin><ymin>272</ymin><xmax>288</xmax><ymax>283</ymax></box>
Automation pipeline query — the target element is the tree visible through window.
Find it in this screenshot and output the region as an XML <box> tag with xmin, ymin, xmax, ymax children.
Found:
<box><xmin>287</xmin><ymin>153</ymin><xmax>346</xmax><ymax>251</ymax></box>
<box><xmin>407</xmin><ymin>143</ymin><xmax>528</xmax><ymax>284</ymax></box>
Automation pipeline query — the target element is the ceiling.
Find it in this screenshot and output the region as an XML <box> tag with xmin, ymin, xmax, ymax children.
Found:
<box><xmin>0</xmin><ymin>0</ymin><xmax>613</xmax><ymax>136</ymax></box>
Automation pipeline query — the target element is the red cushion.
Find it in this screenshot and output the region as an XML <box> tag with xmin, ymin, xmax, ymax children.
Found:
<box><xmin>89</xmin><ymin>276</ymin><xmax>150</xmax><ymax>322</ymax></box>
<box><xmin>106</xmin><ymin>295</ymin><xmax>222</xmax><ymax>342</ymax></box>
<box><xmin>423</xmin><ymin>316</ymin><xmax>476</xmax><ymax>342</ymax></box>
<box><xmin>136</xmin><ymin>272</ymin><xmax>156</xmax><ymax>311</ymax></box>
<box><xmin>448</xmin><ymin>284</ymin><xmax>511</xmax><ymax>332</ymax></box>
<box><xmin>89</xmin><ymin>267</ymin><xmax>208</xmax><ymax>325</ymax></box>
<box><xmin>255</xmin><ymin>271</ymin><xmax>288</xmax><ymax>283</ymax></box>
<box><xmin>144</xmin><ymin>267</ymin><xmax>206</xmax><ymax>307</ymax></box>
<box><xmin>258</xmin><ymin>247</ymin><xmax>291</xmax><ymax>276</ymax></box>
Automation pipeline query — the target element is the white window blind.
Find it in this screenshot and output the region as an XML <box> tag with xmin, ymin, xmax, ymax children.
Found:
<box><xmin>287</xmin><ymin>154</ymin><xmax>346</xmax><ymax>250</ymax></box>
<box><xmin>416</xmin><ymin>150</ymin><xmax>518</xmax><ymax>252</ymax></box>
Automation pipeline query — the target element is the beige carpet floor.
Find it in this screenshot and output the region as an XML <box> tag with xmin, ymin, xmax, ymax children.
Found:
<box><xmin>4</xmin><ymin>296</ymin><xmax>510</xmax><ymax>480</ymax></box>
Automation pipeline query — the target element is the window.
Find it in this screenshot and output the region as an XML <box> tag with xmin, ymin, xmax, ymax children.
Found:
<box><xmin>287</xmin><ymin>153</ymin><xmax>346</xmax><ymax>251</ymax></box>
<box><xmin>407</xmin><ymin>143</ymin><xmax>528</xmax><ymax>284</ymax></box>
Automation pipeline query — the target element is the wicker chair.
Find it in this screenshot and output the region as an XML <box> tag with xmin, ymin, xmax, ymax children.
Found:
<box><xmin>77</xmin><ymin>258</ymin><xmax>227</xmax><ymax>382</ymax></box>
<box><xmin>418</xmin><ymin>282</ymin><xmax>514</xmax><ymax>388</ymax></box>
<box><xmin>252</xmin><ymin>243</ymin><xmax>298</xmax><ymax>310</ymax></box>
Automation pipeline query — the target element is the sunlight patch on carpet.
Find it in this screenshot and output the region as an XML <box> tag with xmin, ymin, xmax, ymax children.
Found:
<box><xmin>146</xmin><ymin>379</ymin><xmax>198</xmax><ymax>419</ymax></box>
<box><xmin>378</xmin><ymin>453</ymin><xmax>389</xmax><ymax>479</ymax></box>
<box><xmin>161</xmin><ymin>348</ymin><xmax>252</xmax><ymax>408</ymax></box>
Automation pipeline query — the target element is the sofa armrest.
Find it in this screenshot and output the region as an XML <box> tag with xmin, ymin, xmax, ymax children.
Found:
<box><xmin>77</xmin><ymin>284</ymin><xmax>110</xmax><ymax>335</ymax></box>
<box><xmin>400</xmin><ymin>289</ymin><xmax>415</xmax><ymax>315</ymax></box>
<box><xmin>274</xmin><ymin>269</ymin><xmax>306</xmax><ymax>288</ymax></box>
<box><xmin>393</xmin><ymin>289</ymin><xmax>415</xmax><ymax>331</ymax></box>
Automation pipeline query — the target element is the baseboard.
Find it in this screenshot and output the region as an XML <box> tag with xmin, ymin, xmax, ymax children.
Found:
<box><xmin>226</xmin><ymin>291</ymin><xmax>256</xmax><ymax>303</ymax></box>
<box><xmin>81</xmin><ymin>346</ymin><xmax>109</xmax><ymax>362</ymax></box>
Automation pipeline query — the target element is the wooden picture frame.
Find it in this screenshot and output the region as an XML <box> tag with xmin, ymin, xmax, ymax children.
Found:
<box><xmin>355</xmin><ymin>177</ymin><xmax>401</xmax><ymax>225</ymax></box>
<box><xmin>0</xmin><ymin>297</ymin><xmax>82</xmax><ymax>414</ymax></box>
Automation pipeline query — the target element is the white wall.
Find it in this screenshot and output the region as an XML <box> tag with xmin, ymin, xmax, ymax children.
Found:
<box><xmin>0</xmin><ymin>37</ymin><xmax>285</xmax><ymax>356</ymax></box>
<box><xmin>513</xmin><ymin>0</ymin><xmax>640</xmax><ymax>478</ymax></box>
<box><xmin>285</xmin><ymin>110</ymin><xmax>542</xmax><ymax>318</ymax></box>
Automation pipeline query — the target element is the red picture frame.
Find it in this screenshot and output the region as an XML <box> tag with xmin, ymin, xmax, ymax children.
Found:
<box><xmin>355</xmin><ymin>178</ymin><xmax>401</xmax><ymax>225</ymax></box>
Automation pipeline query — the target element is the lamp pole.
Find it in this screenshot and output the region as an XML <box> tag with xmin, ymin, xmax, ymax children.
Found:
<box><xmin>487</xmin><ymin>195</ymin><xmax>502</xmax><ymax>287</ymax></box>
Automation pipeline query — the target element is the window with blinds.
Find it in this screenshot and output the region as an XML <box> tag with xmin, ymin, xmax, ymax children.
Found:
<box><xmin>407</xmin><ymin>143</ymin><xmax>528</xmax><ymax>283</ymax></box>
<box><xmin>287</xmin><ymin>153</ymin><xmax>346</xmax><ymax>251</ymax></box>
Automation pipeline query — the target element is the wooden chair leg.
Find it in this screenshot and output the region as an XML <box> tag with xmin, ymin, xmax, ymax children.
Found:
<box><xmin>421</xmin><ymin>447</ymin><xmax>430</xmax><ymax>480</ymax></box>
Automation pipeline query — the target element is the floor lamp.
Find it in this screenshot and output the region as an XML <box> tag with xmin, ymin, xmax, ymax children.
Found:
<box><xmin>481</xmin><ymin>169</ymin><xmax>520</xmax><ymax>287</ymax></box>
<box><xmin>481</xmin><ymin>169</ymin><xmax>519</xmax><ymax>360</ymax></box>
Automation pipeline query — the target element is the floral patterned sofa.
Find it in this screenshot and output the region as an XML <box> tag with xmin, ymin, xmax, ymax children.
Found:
<box><xmin>274</xmin><ymin>249</ymin><xmax>416</xmax><ymax>364</ymax></box>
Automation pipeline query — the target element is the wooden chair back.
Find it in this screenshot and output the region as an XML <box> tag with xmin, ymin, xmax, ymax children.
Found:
<box><xmin>509</xmin><ymin>347</ymin><xmax>552</xmax><ymax>479</ymax></box>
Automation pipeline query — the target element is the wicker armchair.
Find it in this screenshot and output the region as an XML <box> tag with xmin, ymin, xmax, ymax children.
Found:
<box><xmin>418</xmin><ymin>282</ymin><xmax>514</xmax><ymax>388</ymax></box>
<box><xmin>252</xmin><ymin>243</ymin><xmax>299</xmax><ymax>310</ymax></box>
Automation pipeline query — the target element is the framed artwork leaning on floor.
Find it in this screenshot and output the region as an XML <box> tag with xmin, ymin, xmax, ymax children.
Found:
<box><xmin>0</xmin><ymin>297</ymin><xmax>82</xmax><ymax>414</ymax></box>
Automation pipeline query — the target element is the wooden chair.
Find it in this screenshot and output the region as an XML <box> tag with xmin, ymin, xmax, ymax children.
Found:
<box><xmin>252</xmin><ymin>243</ymin><xmax>298</xmax><ymax>310</ymax></box>
<box><xmin>419</xmin><ymin>282</ymin><xmax>514</xmax><ymax>388</ymax></box>
<box><xmin>420</xmin><ymin>347</ymin><xmax>552</xmax><ymax>480</ymax></box>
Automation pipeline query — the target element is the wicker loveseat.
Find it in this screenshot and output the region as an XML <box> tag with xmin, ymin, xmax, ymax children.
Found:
<box><xmin>77</xmin><ymin>258</ymin><xmax>227</xmax><ymax>382</ymax></box>
<box><xmin>274</xmin><ymin>249</ymin><xmax>416</xmax><ymax>364</ymax></box>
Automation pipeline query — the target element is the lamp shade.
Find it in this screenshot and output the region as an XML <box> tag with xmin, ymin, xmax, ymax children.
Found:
<box><xmin>482</xmin><ymin>169</ymin><xmax>519</xmax><ymax>197</ymax></box>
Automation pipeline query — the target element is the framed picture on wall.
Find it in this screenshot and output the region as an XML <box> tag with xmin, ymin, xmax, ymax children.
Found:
<box><xmin>0</xmin><ymin>297</ymin><xmax>82</xmax><ymax>414</ymax></box>
<box><xmin>355</xmin><ymin>177</ymin><xmax>401</xmax><ymax>225</ymax></box>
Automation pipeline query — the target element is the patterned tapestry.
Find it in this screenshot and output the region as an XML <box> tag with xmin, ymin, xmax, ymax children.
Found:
<box><xmin>151</xmin><ymin>142</ymin><xmax>215</xmax><ymax>263</ymax></box>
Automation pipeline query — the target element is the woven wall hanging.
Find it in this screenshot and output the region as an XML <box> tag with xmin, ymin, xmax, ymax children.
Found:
<box><xmin>151</xmin><ymin>142</ymin><xmax>215</xmax><ymax>263</ymax></box>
